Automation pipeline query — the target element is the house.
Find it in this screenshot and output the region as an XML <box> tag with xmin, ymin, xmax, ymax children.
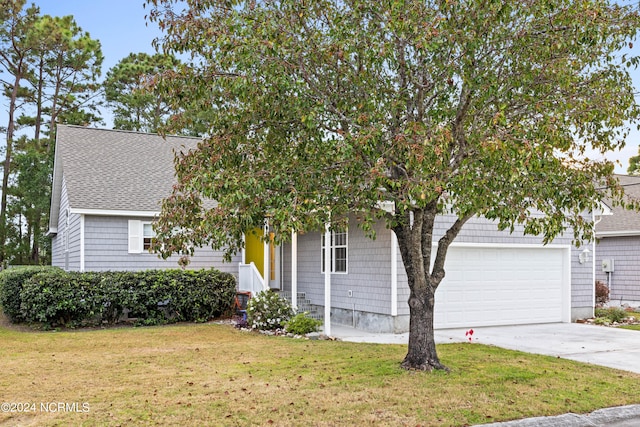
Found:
<box><xmin>595</xmin><ymin>174</ymin><xmax>640</xmax><ymax>307</ymax></box>
<box><xmin>49</xmin><ymin>125</ymin><xmax>596</xmax><ymax>333</ymax></box>
<box><xmin>48</xmin><ymin>125</ymin><xmax>241</xmax><ymax>273</ymax></box>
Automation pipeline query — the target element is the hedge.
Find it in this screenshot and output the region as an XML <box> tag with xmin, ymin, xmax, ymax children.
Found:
<box><xmin>1</xmin><ymin>268</ymin><xmax>236</xmax><ymax>328</ymax></box>
<box><xmin>0</xmin><ymin>266</ymin><xmax>61</xmax><ymax>322</ymax></box>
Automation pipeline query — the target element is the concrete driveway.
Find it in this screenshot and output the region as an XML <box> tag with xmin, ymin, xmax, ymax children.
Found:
<box><xmin>332</xmin><ymin>322</ymin><xmax>640</xmax><ymax>374</ymax></box>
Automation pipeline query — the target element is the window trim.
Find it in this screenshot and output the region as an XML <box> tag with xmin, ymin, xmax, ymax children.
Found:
<box><xmin>128</xmin><ymin>220</ymin><xmax>155</xmax><ymax>254</ymax></box>
<box><xmin>321</xmin><ymin>229</ymin><xmax>348</xmax><ymax>274</ymax></box>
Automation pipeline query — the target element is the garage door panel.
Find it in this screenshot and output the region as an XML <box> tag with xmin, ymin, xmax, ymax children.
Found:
<box><xmin>434</xmin><ymin>246</ymin><xmax>566</xmax><ymax>328</ymax></box>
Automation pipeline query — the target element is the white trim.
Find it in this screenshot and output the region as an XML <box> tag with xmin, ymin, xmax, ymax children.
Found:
<box><xmin>596</xmin><ymin>230</ymin><xmax>640</xmax><ymax>238</ymax></box>
<box><xmin>324</xmin><ymin>223</ymin><xmax>332</xmax><ymax>336</ymax></box>
<box><xmin>70</xmin><ymin>208</ymin><xmax>160</xmax><ymax>217</ymax></box>
<box><xmin>390</xmin><ymin>230</ymin><xmax>398</xmax><ymax>317</ymax></box>
<box><xmin>592</xmin><ymin>212</ymin><xmax>597</xmax><ymax>315</ymax></box>
<box><xmin>443</xmin><ymin>242</ymin><xmax>572</xmax><ymax>250</ymax></box>
<box><xmin>241</xmin><ymin>233</ymin><xmax>246</xmax><ymax>264</ymax></box>
<box><xmin>291</xmin><ymin>231</ymin><xmax>298</xmax><ymax>311</ymax></box>
<box><xmin>592</xmin><ymin>202</ymin><xmax>612</xmax><ymax>217</ymax></box>
<box><xmin>263</xmin><ymin>222</ymin><xmax>270</xmax><ymax>292</ymax></box>
<box><xmin>80</xmin><ymin>214</ymin><xmax>85</xmax><ymax>272</ymax></box>
<box><xmin>561</xmin><ymin>246</ymin><xmax>571</xmax><ymax>323</ymax></box>
<box><xmin>321</xmin><ymin>228</ymin><xmax>348</xmax><ymax>274</ymax></box>
<box><xmin>128</xmin><ymin>220</ymin><xmax>155</xmax><ymax>254</ymax></box>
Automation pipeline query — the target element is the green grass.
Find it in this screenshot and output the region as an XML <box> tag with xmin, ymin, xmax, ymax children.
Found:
<box><xmin>0</xmin><ymin>321</ymin><xmax>639</xmax><ymax>426</ymax></box>
<box><xmin>619</xmin><ymin>324</ymin><xmax>640</xmax><ymax>331</ymax></box>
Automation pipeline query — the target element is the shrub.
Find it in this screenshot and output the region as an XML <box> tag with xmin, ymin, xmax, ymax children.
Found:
<box><xmin>595</xmin><ymin>280</ymin><xmax>609</xmax><ymax>306</ymax></box>
<box><xmin>20</xmin><ymin>270</ymin><xmax>102</xmax><ymax>327</ymax></box>
<box><xmin>284</xmin><ymin>312</ymin><xmax>322</xmax><ymax>335</ymax></box>
<box><xmin>0</xmin><ymin>266</ymin><xmax>60</xmax><ymax>322</ymax></box>
<box><xmin>246</xmin><ymin>290</ymin><xmax>293</xmax><ymax>330</ymax></box>
<box><xmin>17</xmin><ymin>268</ymin><xmax>236</xmax><ymax>328</ymax></box>
<box><xmin>594</xmin><ymin>307</ymin><xmax>628</xmax><ymax>323</ymax></box>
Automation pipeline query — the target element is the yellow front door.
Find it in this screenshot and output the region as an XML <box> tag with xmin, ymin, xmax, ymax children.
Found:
<box><xmin>244</xmin><ymin>228</ymin><xmax>265</xmax><ymax>277</ymax></box>
<box><xmin>244</xmin><ymin>227</ymin><xmax>280</xmax><ymax>288</ymax></box>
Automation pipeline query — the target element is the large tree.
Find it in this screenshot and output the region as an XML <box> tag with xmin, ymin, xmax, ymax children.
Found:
<box><xmin>0</xmin><ymin>2</ymin><xmax>103</xmax><ymax>265</ymax></box>
<box><xmin>146</xmin><ymin>0</ymin><xmax>640</xmax><ymax>370</ymax></box>
<box><xmin>628</xmin><ymin>150</ymin><xmax>640</xmax><ymax>175</ymax></box>
<box><xmin>0</xmin><ymin>0</ymin><xmax>39</xmax><ymax>265</ymax></box>
<box><xmin>104</xmin><ymin>52</ymin><xmax>180</xmax><ymax>133</ymax></box>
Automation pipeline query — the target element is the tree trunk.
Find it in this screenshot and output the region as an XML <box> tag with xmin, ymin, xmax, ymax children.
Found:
<box><xmin>392</xmin><ymin>205</ymin><xmax>472</xmax><ymax>371</ymax></box>
<box><xmin>0</xmin><ymin>70</ymin><xmax>23</xmax><ymax>265</ymax></box>
<box><xmin>402</xmin><ymin>280</ymin><xmax>447</xmax><ymax>371</ymax></box>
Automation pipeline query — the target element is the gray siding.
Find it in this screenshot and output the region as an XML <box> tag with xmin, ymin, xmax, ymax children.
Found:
<box><xmin>82</xmin><ymin>215</ymin><xmax>241</xmax><ymax>274</ymax></box>
<box><xmin>282</xmin><ymin>216</ymin><xmax>393</xmax><ymax>315</ymax></box>
<box><xmin>51</xmin><ymin>178</ymin><xmax>82</xmax><ymax>271</ymax></box>
<box><xmin>596</xmin><ymin>236</ymin><xmax>640</xmax><ymax>303</ymax></box>
<box><xmin>283</xmin><ymin>214</ymin><xmax>593</xmax><ymax>321</ymax></box>
<box><xmin>50</xmin><ymin>178</ymin><xmax>68</xmax><ymax>268</ymax></box>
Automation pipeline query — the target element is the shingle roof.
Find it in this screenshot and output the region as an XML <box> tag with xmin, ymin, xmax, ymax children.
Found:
<box><xmin>49</xmin><ymin>125</ymin><xmax>200</xmax><ymax>232</ymax></box>
<box><xmin>596</xmin><ymin>174</ymin><xmax>640</xmax><ymax>236</ymax></box>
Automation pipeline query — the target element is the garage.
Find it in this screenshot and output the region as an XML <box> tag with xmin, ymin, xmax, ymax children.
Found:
<box><xmin>434</xmin><ymin>245</ymin><xmax>571</xmax><ymax>329</ymax></box>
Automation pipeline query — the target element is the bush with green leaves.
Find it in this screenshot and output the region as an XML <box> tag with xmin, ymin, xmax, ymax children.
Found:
<box><xmin>284</xmin><ymin>312</ymin><xmax>322</xmax><ymax>335</ymax></box>
<box><xmin>16</xmin><ymin>268</ymin><xmax>236</xmax><ymax>328</ymax></box>
<box><xmin>20</xmin><ymin>270</ymin><xmax>102</xmax><ymax>327</ymax></box>
<box><xmin>0</xmin><ymin>266</ymin><xmax>61</xmax><ymax>322</ymax></box>
<box><xmin>246</xmin><ymin>290</ymin><xmax>293</xmax><ymax>330</ymax></box>
<box><xmin>594</xmin><ymin>306</ymin><xmax>628</xmax><ymax>324</ymax></box>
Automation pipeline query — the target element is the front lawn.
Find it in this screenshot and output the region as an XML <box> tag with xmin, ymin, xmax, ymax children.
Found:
<box><xmin>1</xmin><ymin>321</ymin><xmax>639</xmax><ymax>426</ymax></box>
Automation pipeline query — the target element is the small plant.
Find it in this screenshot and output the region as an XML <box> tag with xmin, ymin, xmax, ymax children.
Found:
<box><xmin>284</xmin><ymin>312</ymin><xmax>322</xmax><ymax>335</ymax></box>
<box><xmin>593</xmin><ymin>317</ymin><xmax>610</xmax><ymax>326</ymax></box>
<box><xmin>594</xmin><ymin>307</ymin><xmax>627</xmax><ymax>324</ymax></box>
<box><xmin>465</xmin><ymin>329</ymin><xmax>474</xmax><ymax>342</ymax></box>
<box><xmin>595</xmin><ymin>280</ymin><xmax>609</xmax><ymax>306</ymax></box>
<box><xmin>246</xmin><ymin>290</ymin><xmax>293</xmax><ymax>330</ymax></box>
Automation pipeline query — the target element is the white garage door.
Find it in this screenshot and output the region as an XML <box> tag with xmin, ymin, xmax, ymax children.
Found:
<box><xmin>434</xmin><ymin>246</ymin><xmax>568</xmax><ymax>329</ymax></box>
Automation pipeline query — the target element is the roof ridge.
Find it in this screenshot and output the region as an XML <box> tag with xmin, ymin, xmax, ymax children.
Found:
<box><xmin>57</xmin><ymin>124</ymin><xmax>201</xmax><ymax>141</ymax></box>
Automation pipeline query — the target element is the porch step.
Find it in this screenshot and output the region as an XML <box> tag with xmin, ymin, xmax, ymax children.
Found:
<box><xmin>279</xmin><ymin>291</ymin><xmax>323</xmax><ymax>320</ymax></box>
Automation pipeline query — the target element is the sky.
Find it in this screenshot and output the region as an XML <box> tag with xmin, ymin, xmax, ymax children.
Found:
<box><xmin>7</xmin><ymin>0</ymin><xmax>640</xmax><ymax>173</ymax></box>
<box><xmin>36</xmin><ymin>0</ymin><xmax>163</xmax><ymax>73</ymax></box>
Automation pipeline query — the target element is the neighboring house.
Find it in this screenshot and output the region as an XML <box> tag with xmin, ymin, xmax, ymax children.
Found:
<box><xmin>49</xmin><ymin>125</ymin><xmax>595</xmax><ymax>333</ymax></box>
<box><xmin>595</xmin><ymin>174</ymin><xmax>640</xmax><ymax>306</ymax></box>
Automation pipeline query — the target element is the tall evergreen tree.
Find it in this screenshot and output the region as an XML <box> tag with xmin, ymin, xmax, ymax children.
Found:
<box><xmin>0</xmin><ymin>0</ymin><xmax>39</xmax><ymax>265</ymax></box>
<box><xmin>0</xmin><ymin>2</ymin><xmax>103</xmax><ymax>265</ymax></box>
<box><xmin>104</xmin><ymin>52</ymin><xmax>179</xmax><ymax>133</ymax></box>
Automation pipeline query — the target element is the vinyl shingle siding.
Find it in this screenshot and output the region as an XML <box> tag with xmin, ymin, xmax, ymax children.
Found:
<box><xmin>596</xmin><ymin>236</ymin><xmax>640</xmax><ymax>303</ymax></box>
<box><xmin>594</xmin><ymin>175</ymin><xmax>640</xmax><ymax>305</ymax></box>
<box><xmin>82</xmin><ymin>216</ymin><xmax>241</xmax><ymax>272</ymax></box>
<box><xmin>282</xmin><ymin>214</ymin><xmax>593</xmax><ymax>321</ymax></box>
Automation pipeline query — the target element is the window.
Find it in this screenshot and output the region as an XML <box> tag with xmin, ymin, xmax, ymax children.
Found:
<box><xmin>143</xmin><ymin>223</ymin><xmax>154</xmax><ymax>250</ymax></box>
<box><xmin>321</xmin><ymin>229</ymin><xmax>348</xmax><ymax>273</ymax></box>
<box><xmin>128</xmin><ymin>220</ymin><xmax>155</xmax><ymax>253</ymax></box>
